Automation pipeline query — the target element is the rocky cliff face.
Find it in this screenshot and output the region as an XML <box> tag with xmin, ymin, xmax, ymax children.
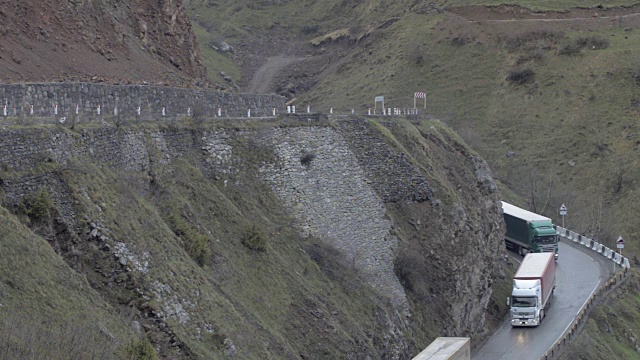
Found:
<box><xmin>0</xmin><ymin>116</ymin><xmax>507</xmax><ymax>358</ymax></box>
<box><xmin>0</xmin><ymin>0</ymin><xmax>206</xmax><ymax>85</ymax></box>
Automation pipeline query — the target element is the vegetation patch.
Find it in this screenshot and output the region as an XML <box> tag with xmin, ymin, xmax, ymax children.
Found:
<box><xmin>165</xmin><ymin>207</ymin><xmax>211</xmax><ymax>266</ymax></box>
<box><xmin>504</xmin><ymin>29</ymin><xmax>565</xmax><ymax>52</ymax></box>
<box><xmin>506</xmin><ymin>68</ymin><xmax>535</xmax><ymax>85</ymax></box>
<box><xmin>119</xmin><ymin>338</ymin><xmax>158</xmax><ymax>360</ymax></box>
<box><xmin>300</xmin><ymin>150</ymin><xmax>316</xmax><ymax>167</ymax></box>
<box><xmin>18</xmin><ymin>188</ymin><xmax>54</xmax><ymax>220</ymax></box>
<box><xmin>241</xmin><ymin>224</ymin><xmax>268</xmax><ymax>252</ymax></box>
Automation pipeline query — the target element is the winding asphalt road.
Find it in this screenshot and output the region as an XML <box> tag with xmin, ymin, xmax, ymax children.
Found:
<box><xmin>473</xmin><ymin>240</ymin><xmax>611</xmax><ymax>360</ymax></box>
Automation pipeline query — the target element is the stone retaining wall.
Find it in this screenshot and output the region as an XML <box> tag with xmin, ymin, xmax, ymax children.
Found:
<box><xmin>0</xmin><ymin>83</ymin><xmax>285</xmax><ymax>119</ymax></box>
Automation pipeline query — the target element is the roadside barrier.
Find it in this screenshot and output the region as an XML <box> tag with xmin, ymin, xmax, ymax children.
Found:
<box><xmin>0</xmin><ymin>100</ymin><xmax>418</xmax><ymax>121</ymax></box>
<box><xmin>540</xmin><ymin>269</ymin><xmax>629</xmax><ymax>360</ymax></box>
<box><xmin>555</xmin><ymin>225</ymin><xmax>630</xmax><ymax>269</ymax></box>
<box><xmin>579</xmin><ymin>236</ymin><xmax>589</xmax><ymax>247</ymax></box>
<box><xmin>540</xmin><ymin>226</ymin><xmax>633</xmax><ymax>359</ymax></box>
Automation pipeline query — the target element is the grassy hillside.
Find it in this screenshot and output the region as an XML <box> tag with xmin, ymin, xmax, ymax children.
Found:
<box><xmin>0</xmin><ymin>128</ymin><xmax>407</xmax><ymax>359</ymax></box>
<box><xmin>0</xmin><ymin>115</ymin><xmax>514</xmax><ymax>358</ymax></box>
<box><xmin>192</xmin><ymin>0</ymin><xmax>640</xmax><ymax>253</ymax></box>
<box><xmin>0</xmin><ymin>206</ymin><xmax>145</xmax><ymax>359</ymax></box>
<box><xmin>187</xmin><ymin>0</ymin><xmax>640</xmax><ymax>356</ymax></box>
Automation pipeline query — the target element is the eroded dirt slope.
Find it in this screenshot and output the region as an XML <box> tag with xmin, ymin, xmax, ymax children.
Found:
<box><xmin>0</xmin><ymin>0</ymin><xmax>206</xmax><ymax>86</ymax></box>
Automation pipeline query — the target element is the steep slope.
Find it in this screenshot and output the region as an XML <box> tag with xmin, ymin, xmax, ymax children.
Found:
<box><xmin>0</xmin><ymin>206</ymin><xmax>141</xmax><ymax>359</ymax></box>
<box><xmin>189</xmin><ymin>0</ymin><xmax>640</xmax><ymax>253</ymax></box>
<box><xmin>0</xmin><ymin>116</ymin><xmax>508</xmax><ymax>358</ymax></box>
<box><xmin>0</xmin><ymin>0</ymin><xmax>206</xmax><ymax>86</ymax></box>
<box><xmin>187</xmin><ymin>1</ymin><xmax>640</xmax><ymax>356</ymax></box>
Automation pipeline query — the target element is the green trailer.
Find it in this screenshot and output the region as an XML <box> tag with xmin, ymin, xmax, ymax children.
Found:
<box><xmin>502</xmin><ymin>202</ymin><xmax>558</xmax><ymax>260</ymax></box>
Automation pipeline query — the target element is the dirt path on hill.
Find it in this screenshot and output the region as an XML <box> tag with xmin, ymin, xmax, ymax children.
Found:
<box><xmin>248</xmin><ymin>56</ymin><xmax>307</xmax><ymax>94</ymax></box>
<box><xmin>449</xmin><ymin>4</ymin><xmax>640</xmax><ymax>22</ymax></box>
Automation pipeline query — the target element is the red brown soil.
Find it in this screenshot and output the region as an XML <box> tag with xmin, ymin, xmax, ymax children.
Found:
<box><xmin>0</xmin><ymin>0</ymin><xmax>207</xmax><ymax>87</ymax></box>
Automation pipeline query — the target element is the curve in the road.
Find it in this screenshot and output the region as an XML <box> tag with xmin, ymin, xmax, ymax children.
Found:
<box><xmin>473</xmin><ymin>241</ymin><xmax>607</xmax><ymax>360</ymax></box>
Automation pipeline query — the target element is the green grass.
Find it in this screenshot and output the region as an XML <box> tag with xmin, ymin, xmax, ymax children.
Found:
<box><xmin>0</xmin><ymin>120</ymin><xmax>425</xmax><ymax>358</ymax></box>
<box><xmin>192</xmin><ymin>22</ymin><xmax>242</xmax><ymax>85</ymax></box>
<box><xmin>185</xmin><ymin>0</ymin><xmax>640</xmax><ymax>356</ymax></box>
<box><xmin>0</xmin><ymin>206</ymin><xmax>135</xmax><ymax>359</ymax></box>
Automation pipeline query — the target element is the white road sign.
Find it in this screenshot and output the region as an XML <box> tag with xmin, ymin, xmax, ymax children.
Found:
<box><xmin>559</xmin><ymin>204</ymin><xmax>567</xmax><ymax>216</ymax></box>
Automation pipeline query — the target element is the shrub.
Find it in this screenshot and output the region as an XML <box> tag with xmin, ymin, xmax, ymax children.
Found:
<box><xmin>301</xmin><ymin>25</ymin><xmax>319</xmax><ymax>36</ymax></box>
<box><xmin>19</xmin><ymin>189</ymin><xmax>54</xmax><ymax>220</ymax></box>
<box><xmin>300</xmin><ymin>151</ymin><xmax>316</xmax><ymax>167</ymax></box>
<box><xmin>118</xmin><ymin>338</ymin><xmax>158</xmax><ymax>360</ymax></box>
<box><xmin>166</xmin><ymin>209</ymin><xmax>211</xmax><ymax>265</ymax></box>
<box><xmin>576</xmin><ymin>35</ymin><xmax>609</xmax><ymax>50</ymax></box>
<box><xmin>631</xmin><ymin>66</ymin><xmax>640</xmax><ymax>86</ymax></box>
<box><xmin>506</xmin><ymin>69</ymin><xmax>535</xmax><ymax>85</ymax></box>
<box><xmin>516</xmin><ymin>49</ymin><xmax>545</xmax><ymax>65</ymax></box>
<box><xmin>241</xmin><ymin>224</ymin><xmax>267</xmax><ymax>252</ymax></box>
<box><xmin>558</xmin><ymin>42</ymin><xmax>581</xmax><ymax>56</ymax></box>
<box><xmin>394</xmin><ymin>250</ymin><xmax>425</xmax><ymax>294</ymax></box>
<box><xmin>450</xmin><ymin>36</ymin><xmax>471</xmax><ymax>46</ymax></box>
<box><xmin>559</xmin><ymin>44</ymin><xmax>577</xmax><ymax>56</ymax></box>
<box><xmin>505</xmin><ymin>30</ymin><xmax>565</xmax><ymax>52</ymax></box>
<box><xmin>407</xmin><ymin>40</ymin><xmax>427</xmax><ymax>65</ymax></box>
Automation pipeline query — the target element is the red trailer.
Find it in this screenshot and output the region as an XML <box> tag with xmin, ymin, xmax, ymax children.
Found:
<box><xmin>510</xmin><ymin>252</ymin><xmax>557</xmax><ymax>326</ymax></box>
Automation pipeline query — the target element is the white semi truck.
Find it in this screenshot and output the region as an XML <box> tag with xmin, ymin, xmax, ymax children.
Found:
<box><xmin>508</xmin><ymin>252</ymin><xmax>556</xmax><ymax>327</ymax></box>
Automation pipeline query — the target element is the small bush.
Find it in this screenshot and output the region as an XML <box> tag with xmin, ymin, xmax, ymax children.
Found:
<box><xmin>576</xmin><ymin>35</ymin><xmax>609</xmax><ymax>50</ymax></box>
<box><xmin>506</xmin><ymin>69</ymin><xmax>535</xmax><ymax>85</ymax></box>
<box><xmin>118</xmin><ymin>338</ymin><xmax>158</xmax><ymax>360</ymax></box>
<box><xmin>505</xmin><ymin>30</ymin><xmax>565</xmax><ymax>52</ymax></box>
<box><xmin>394</xmin><ymin>250</ymin><xmax>425</xmax><ymax>294</ymax></box>
<box><xmin>241</xmin><ymin>225</ymin><xmax>268</xmax><ymax>252</ymax></box>
<box><xmin>450</xmin><ymin>36</ymin><xmax>471</xmax><ymax>46</ymax></box>
<box><xmin>300</xmin><ymin>151</ymin><xmax>316</xmax><ymax>167</ymax></box>
<box><xmin>558</xmin><ymin>42</ymin><xmax>581</xmax><ymax>56</ymax></box>
<box><xmin>166</xmin><ymin>209</ymin><xmax>211</xmax><ymax>265</ymax></box>
<box><xmin>516</xmin><ymin>49</ymin><xmax>545</xmax><ymax>65</ymax></box>
<box><xmin>631</xmin><ymin>66</ymin><xmax>640</xmax><ymax>86</ymax></box>
<box><xmin>301</xmin><ymin>25</ymin><xmax>319</xmax><ymax>36</ymax></box>
<box><xmin>19</xmin><ymin>189</ymin><xmax>54</xmax><ymax>220</ymax></box>
<box><xmin>406</xmin><ymin>39</ymin><xmax>428</xmax><ymax>66</ymax></box>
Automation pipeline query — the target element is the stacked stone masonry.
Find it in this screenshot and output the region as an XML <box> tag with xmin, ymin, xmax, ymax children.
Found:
<box><xmin>335</xmin><ymin>118</ymin><xmax>432</xmax><ymax>203</ymax></box>
<box><xmin>0</xmin><ymin>83</ymin><xmax>286</xmax><ymax>119</ymax></box>
<box><xmin>258</xmin><ymin>126</ymin><xmax>410</xmax><ymax>315</ymax></box>
<box><xmin>2</xmin><ymin>118</ymin><xmax>495</xmax><ymax>326</ymax></box>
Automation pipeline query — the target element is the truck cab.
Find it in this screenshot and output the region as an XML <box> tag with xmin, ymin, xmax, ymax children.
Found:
<box><xmin>531</xmin><ymin>225</ymin><xmax>559</xmax><ymax>261</ymax></box>
<box><xmin>510</xmin><ymin>280</ymin><xmax>544</xmax><ymax>326</ymax></box>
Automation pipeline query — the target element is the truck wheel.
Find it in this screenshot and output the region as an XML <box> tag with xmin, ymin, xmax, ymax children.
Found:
<box><xmin>540</xmin><ymin>310</ymin><xmax>544</xmax><ymax>323</ymax></box>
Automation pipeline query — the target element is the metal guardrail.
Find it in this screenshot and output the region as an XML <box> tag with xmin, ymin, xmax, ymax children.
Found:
<box><xmin>540</xmin><ymin>269</ymin><xmax>628</xmax><ymax>360</ymax></box>
<box><xmin>554</xmin><ymin>226</ymin><xmax>631</xmax><ymax>269</ymax></box>
<box><xmin>539</xmin><ymin>226</ymin><xmax>632</xmax><ymax>359</ymax></box>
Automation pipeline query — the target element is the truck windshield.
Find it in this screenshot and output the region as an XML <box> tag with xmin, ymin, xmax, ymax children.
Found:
<box><xmin>512</xmin><ymin>296</ymin><xmax>537</xmax><ymax>307</ymax></box>
<box><xmin>534</xmin><ymin>235</ymin><xmax>557</xmax><ymax>244</ymax></box>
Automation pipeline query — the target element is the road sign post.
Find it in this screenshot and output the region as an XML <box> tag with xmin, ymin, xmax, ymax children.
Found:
<box><xmin>559</xmin><ymin>204</ymin><xmax>567</xmax><ymax>228</ymax></box>
<box><xmin>615</xmin><ymin>236</ymin><xmax>624</xmax><ymax>272</ymax></box>
<box><xmin>374</xmin><ymin>96</ymin><xmax>384</xmax><ymax>112</ymax></box>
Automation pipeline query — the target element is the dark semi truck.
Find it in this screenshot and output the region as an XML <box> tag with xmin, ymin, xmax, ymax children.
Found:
<box><xmin>502</xmin><ymin>201</ymin><xmax>558</xmax><ymax>260</ymax></box>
